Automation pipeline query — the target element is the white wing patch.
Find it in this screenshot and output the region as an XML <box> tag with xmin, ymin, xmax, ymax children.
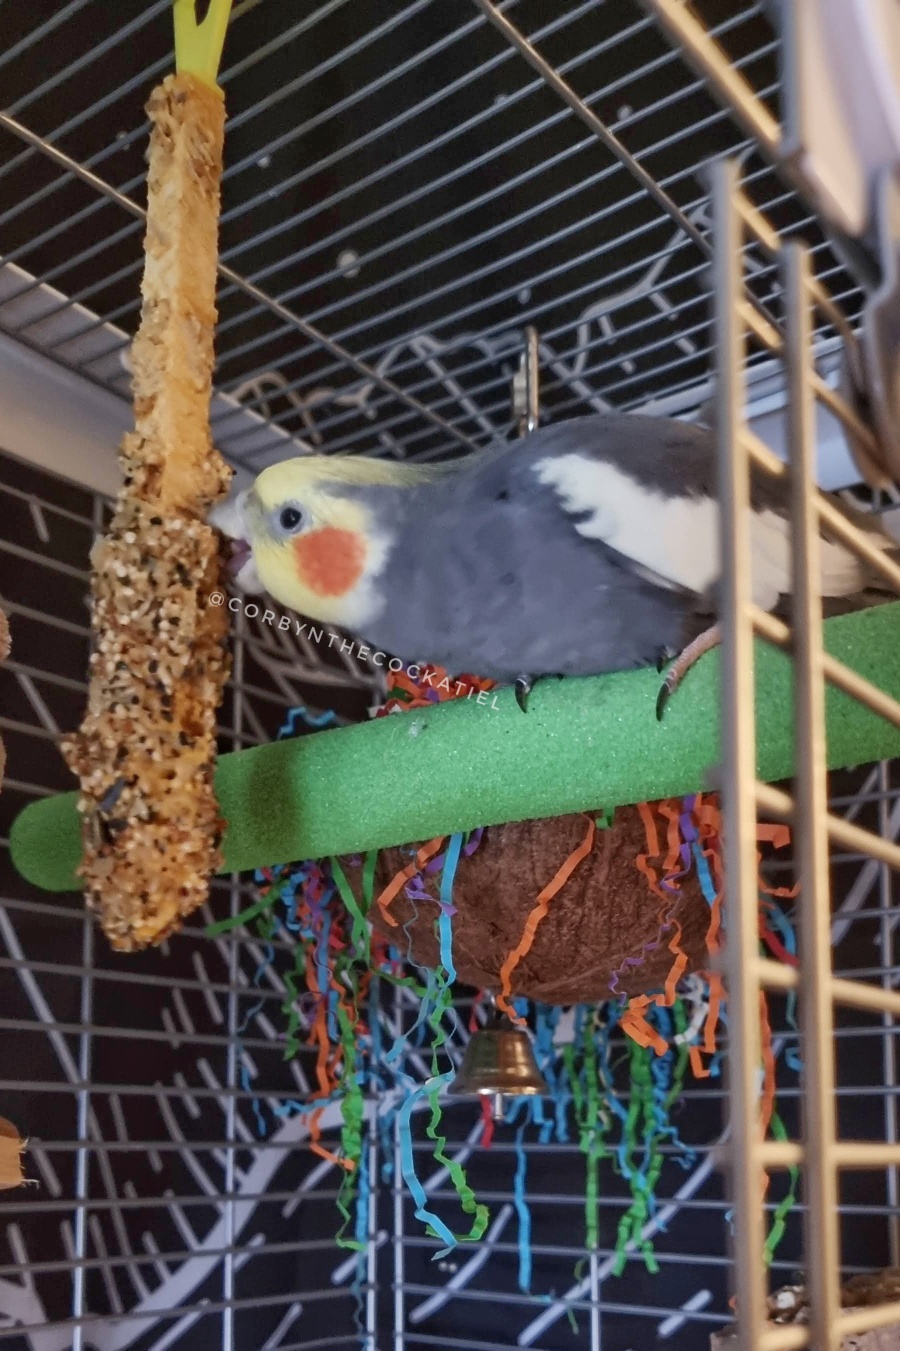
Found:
<box><xmin>535</xmin><ymin>453</ymin><xmax>867</xmax><ymax>610</ymax></box>
<box><xmin>534</xmin><ymin>454</ymin><xmax>719</xmax><ymax>595</ymax></box>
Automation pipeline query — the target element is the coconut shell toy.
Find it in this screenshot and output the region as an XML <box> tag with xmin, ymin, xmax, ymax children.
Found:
<box><xmin>347</xmin><ymin>805</ymin><xmax>712</xmax><ymax>1006</ymax></box>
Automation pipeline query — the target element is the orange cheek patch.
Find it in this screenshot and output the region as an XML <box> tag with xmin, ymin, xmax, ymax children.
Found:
<box><xmin>293</xmin><ymin>527</ymin><xmax>367</xmax><ymax>597</ymax></box>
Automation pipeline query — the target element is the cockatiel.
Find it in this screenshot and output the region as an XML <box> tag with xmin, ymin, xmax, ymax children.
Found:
<box><xmin>213</xmin><ymin>413</ymin><xmax>899</xmax><ymax>715</ymax></box>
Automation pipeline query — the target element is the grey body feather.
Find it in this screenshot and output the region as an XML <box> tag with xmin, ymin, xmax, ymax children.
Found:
<box><xmin>348</xmin><ymin>414</ymin><xmax>896</xmax><ymax>682</ymax></box>
<box><xmin>371</xmin><ymin>475</ymin><xmax>701</xmax><ymax>682</ymax></box>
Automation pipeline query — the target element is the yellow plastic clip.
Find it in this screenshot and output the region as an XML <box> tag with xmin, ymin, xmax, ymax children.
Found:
<box><xmin>173</xmin><ymin>0</ymin><xmax>234</xmax><ymax>88</ymax></box>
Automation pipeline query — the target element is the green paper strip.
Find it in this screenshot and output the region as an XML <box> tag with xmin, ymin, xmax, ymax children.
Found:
<box><xmin>205</xmin><ymin>889</ymin><xmax>276</xmax><ymax>937</ymax></box>
<box><xmin>362</xmin><ymin>850</ymin><xmax>377</xmax><ymax>911</ymax></box>
<box><xmin>330</xmin><ymin>856</ymin><xmax>371</xmax><ymax>967</ymax></box>
<box><xmin>422</xmin><ymin>862</ymin><xmax>489</xmax><ymax>1246</ymax></box>
<box><xmin>334</xmin><ymin>996</ymin><xmax>366</xmax><ymax>1252</ymax></box>
<box><xmin>425</xmin><ymin>1079</ymin><xmax>490</xmax><ymax>1245</ymax></box>
<box><xmin>614</xmin><ymin>1041</ymin><xmax>658</xmax><ymax>1275</ymax></box>
<box><xmin>765</xmin><ymin>1110</ymin><xmax>799</xmax><ymax>1263</ymax></box>
<box><xmin>580</xmin><ymin>1014</ymin><xmax>606</xmax><ymax>1255</ymax></box>
<box><xmin>11</xmin><ymin>604</ymin><xmax>900</xmax><ymax>893</ymax></box>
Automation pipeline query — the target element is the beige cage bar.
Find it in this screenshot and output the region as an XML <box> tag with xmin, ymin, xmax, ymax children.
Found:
<box><xmin>713</xmin><ymin>157</ymin><xmax>900</xmax><ymax>1351</ymax></box>
<box><xmin>627</xmin><ymin>12</ymin><xmax>900</xmax><ymax>1349</ymax></box>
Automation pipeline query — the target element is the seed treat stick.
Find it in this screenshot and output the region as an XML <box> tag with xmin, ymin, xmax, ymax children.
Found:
<box><xmin>63</xmin><ymin>1</ymin><xmax>235</xmax><ymax>951</ymax></box>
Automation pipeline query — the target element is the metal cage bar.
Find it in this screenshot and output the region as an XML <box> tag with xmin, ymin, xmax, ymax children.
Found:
<box><xmin>715</xmin><ymin>153</ymin><xmax>768</xmax><ymax>1351</ymax></box>
<box><xmin>785</xmin><ymin>237</ymin><xmax>841</xmax><ymax>1351</ymax></box>
<box><xmin>715</xmin><ymin>156</ymin><xmax>900</xmax><ymax>1351</ymax></box>
<box><xmin>0</xmin><ymin>0</ymin><xmax>866</xmax><ymax>482</ymax></box>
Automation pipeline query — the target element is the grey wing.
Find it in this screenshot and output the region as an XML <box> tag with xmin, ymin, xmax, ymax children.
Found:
<box><xmin>489</xmin><ymin>414</ymin><xmax>729</xmax><ymax>604</ymax></box>
<box><xmin>473</xmin><ymin>413</ymin><xmax>894</xmax><ymax>612</ymax></box>
<box><xmin>376</xmin><ymin>448</ymin><xmax>699</xmax><ymax>681</ymax></box>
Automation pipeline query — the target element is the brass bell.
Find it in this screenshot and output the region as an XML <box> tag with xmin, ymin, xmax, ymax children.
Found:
<box><xmin>447</xmin><ymin>1012</ymin><xmax>549</xmax><ymax>1108</ymax></box>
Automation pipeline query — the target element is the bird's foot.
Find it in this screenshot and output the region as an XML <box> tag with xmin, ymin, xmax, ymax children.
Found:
<box><xmin>656</xmin><ymin>623</ymin><xmax>722</xmax><ymax>721</ymax></box>
<box><xmin>514</xmin><ymin>673</ymin><xmax>566</xmax><ymax>711</ymax></box>
<box><xmin>515</xmin><ymin>674</ymin><xmax>534</xmax><ymax>714</ymax></box>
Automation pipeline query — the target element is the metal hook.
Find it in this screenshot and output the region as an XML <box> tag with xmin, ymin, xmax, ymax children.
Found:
<box><xmin>512</xmin><ymin>326</ymin><xmax>540</xmax><ymax>437</ymax></box>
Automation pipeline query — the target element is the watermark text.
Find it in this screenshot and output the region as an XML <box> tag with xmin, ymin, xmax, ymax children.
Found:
<box><xmin>209</xmin><ymin>591</ymin><xmax>500</xmax><ymax>708</ymax></box>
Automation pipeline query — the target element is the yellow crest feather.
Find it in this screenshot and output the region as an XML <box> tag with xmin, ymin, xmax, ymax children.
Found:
<box><xmin>253</xmin><ymin>453</ymin><xmax>463</xmax><ymax>508</ymax></box>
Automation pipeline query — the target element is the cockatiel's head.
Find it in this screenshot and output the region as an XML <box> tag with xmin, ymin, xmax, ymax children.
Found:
<box><xmin>213</xmin><ymin>455</ymin><xmax>449</xmax><ymax>626</ymax></box>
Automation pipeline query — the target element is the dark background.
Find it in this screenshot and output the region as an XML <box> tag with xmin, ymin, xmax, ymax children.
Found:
<box><xmin>1</xmin><ymin>443</ymin><xmax>897</xmax><ymax>1351</ymax></box>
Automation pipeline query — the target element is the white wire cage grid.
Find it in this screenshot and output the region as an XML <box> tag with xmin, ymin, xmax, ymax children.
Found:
<box><xmin>0</xmin><ymin>0</ymin><xmax>877</xmax><ymax>480</ymax></box>
<box><xmin>2</xmin><ymin>456</ymin><xmax>898</xmax><ymax>1351</ymax></box>
<box><xmin>0</xmin><ymin>1</ymin><xmax>897</xmax><ymax>1350</ymax></box>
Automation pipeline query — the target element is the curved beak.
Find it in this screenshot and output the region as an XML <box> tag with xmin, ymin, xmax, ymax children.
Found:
<box><xmin>209</xmin><ymin>487</ymin><xmax>249</xmax><ymax>539</ymax></box>
<box><xmin>208</xmin><ymin>489</ymin><xmax>265</xmax><ymax>594</ymax></box>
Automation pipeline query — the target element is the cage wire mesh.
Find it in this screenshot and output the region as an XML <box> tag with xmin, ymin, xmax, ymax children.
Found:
<box><xmin>0</xmin><ymin>1</ymin><xmax>898</xmax><ymax>1349</ymax></box>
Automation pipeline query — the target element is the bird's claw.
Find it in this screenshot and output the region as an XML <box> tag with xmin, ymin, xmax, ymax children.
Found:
<box><xmin>656</xmin><ymin>672</ymin><xmax>676</xmax><ymax>722</ymax></box>
<box><xmin>655</xmin><ymin>647</ymin><xmax>678</xmax><ymax>720</ymax></box>
<box><xmin>656</xmin><ymin>645</ymin><xmax>677</xmax><ymax>675</ymax></box>
<box><xmin>514</xmin><ymin>675</ymin><xmax>533</xmax><ymax>714</ymax></box>
<box><xmin>654</xmin><ymin>623</ymin><xmax>722</xmax><ymax>721</ymax></box>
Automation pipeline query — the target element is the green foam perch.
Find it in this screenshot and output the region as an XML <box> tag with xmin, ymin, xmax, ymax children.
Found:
<box><xmin>10</xmin><ymin>602</ymin><xmax>900</xmax><ymax>893</ymax></box>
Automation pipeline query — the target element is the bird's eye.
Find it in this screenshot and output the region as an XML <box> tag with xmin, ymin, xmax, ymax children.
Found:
<box><xmin>279</xmin><ymin>506</ymin><xmax>303</xmax><ymax>531</ymax></box>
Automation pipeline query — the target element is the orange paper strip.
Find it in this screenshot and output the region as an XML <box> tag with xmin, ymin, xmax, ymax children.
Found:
<box><xmin>496</xmin><ymin>816</ymin><xmax>596</xmax><ymax>1024</ymax></box>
